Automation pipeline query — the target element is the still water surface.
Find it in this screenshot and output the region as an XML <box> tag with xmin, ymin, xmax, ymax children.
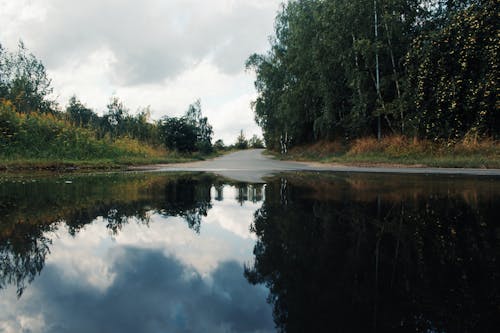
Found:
<box><xmin>0</xmin><ymin>172</ymin><xmax>499</xmax><ymax>332</ymax></box>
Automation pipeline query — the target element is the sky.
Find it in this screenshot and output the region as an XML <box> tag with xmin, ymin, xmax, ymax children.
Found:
<box><xmin>0</xmin><ymin>0</ymin><xmax>282</xmax><ymax>144</ymax></box>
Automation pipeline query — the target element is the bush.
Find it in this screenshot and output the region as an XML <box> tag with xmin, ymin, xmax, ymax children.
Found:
<box><xmin>0</xmin><ymin>100</ymin><xmax>164</xmax><ymax>160</ymax></box>
<box><xmin>249</xmin><ymin>135</ymin><xmax>265</xmax><ymax>148</ymax></box>
<box><xmin>159</xmin><ymin>117</ymin><xmax>198</xmax><ymax>152</ymax></box>
<box><xmin>0</xmin><ymin>101</ymin><xmax>20</xmax><ymax>149</ymax></box>
<box><xmin>213</xmin><ymin>139</ymin><xmax>225</xmax><ymax>151</ymax></box>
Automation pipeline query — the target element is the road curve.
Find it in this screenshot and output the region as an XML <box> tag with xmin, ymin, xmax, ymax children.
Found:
<box><xmin>134</xmin><ymin>149</ymin><xmax>500</xmax><ymax>182</ymax></box>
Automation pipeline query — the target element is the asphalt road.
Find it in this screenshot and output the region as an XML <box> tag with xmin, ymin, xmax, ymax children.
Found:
<box><xmin>135</xmin><ymin>149</ymin><xmax>500</xmax><ymax>182</ymax></box>
<box><xmin>140</xmin><ymin>149</ymin><xmax>310</xmax><ymax>182</ymax></box>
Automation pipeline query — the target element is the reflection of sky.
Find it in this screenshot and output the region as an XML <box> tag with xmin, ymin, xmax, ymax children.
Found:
<box><xmin>0</xmin><ymin>185</ymin><xmax>273</xmax><ymax>333</ymax></box>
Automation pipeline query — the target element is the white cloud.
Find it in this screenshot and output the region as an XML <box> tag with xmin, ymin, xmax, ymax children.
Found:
<box><xmin>48</xmin><ymin>47</ymin><xmax>118</xmax><ymax>109</ymax></box>
<box><xmin>206</xmin><ymin>91</ymin><xmax>263</xmax><ymax>143</ymax></box>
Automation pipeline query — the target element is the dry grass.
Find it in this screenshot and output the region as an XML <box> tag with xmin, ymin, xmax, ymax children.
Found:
<box><xmin>348</xmin><ymin>135</ymin><xmax>499</xmax><ymax>157</ymax></box>
<box><xmin>113</xmin><ymin>137</ymin><xmax>167</xmax><ymax>157</ymax></box>
<box><xmin>287</xmin><ymin>140</ymin><xmax>344</xmax><ymax>160</ymax></box>
<box><xmin>454</xmin><ymin>135</ymin><xmax>498</xmax><ymax>154</ymax></box>
<box><xmin>348</xmin><ymin>136</ymin><xmax>432</xmax><ymax>156</ymax></box>
<box><xmin>277</xmin><ymin>136</ymin><xmax>500</xmax><ymax>168</ymax></box>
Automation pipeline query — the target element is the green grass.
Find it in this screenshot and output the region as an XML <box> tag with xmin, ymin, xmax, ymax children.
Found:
<box><xmin>0</xmin><ymin>156</ymin><xmax>185</xmax><ymax>171</ymax></box>
<box><xmin>0</xmin><ymin>150</ymin><xmax>227</xmax><ymax>171</ymax></box>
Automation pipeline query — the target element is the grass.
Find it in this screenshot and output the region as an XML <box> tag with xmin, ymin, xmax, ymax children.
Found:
<box><xmin>0</xmin><ymin>156</ymin><xmax>182</xmax><ymax>171</ymax></box>
<box><xmin>273</xmin><ymin>136</ymin><xmax>500</xmax><ymax>168</ymax></box>
<box><xmin>0</xmin><ymin>150</ymin><xmax>225</xmax><ymax>171</ymax></box>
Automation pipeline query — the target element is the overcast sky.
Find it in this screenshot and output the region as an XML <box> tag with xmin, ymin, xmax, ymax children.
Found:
<box><xmin>0</xmin><ymin>0</ymin><xmax>282</xmax><ymax>143</ymax></box>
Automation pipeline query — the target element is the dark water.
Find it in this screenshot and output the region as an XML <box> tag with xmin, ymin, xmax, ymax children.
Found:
<box><xmin>0</xmin><ymin>172</ymin><xmax>499</xmax><ymax>332</ymax></box>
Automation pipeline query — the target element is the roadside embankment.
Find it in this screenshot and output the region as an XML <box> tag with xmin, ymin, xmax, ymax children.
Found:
<box><xmin>272</xmin><ymin>136</ymin><xmax>500</xmax><ymax>169</ymax></box>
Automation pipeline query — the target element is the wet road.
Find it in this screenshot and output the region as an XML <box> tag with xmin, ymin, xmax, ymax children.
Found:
<box><xmin>138</xmin><ymin>149</ymin><xmax>311</xmax><ymax>182</ymax></box>
<box><xmin>135</xmin><ymin>149</ymin><xmax>500</xmax><ymax>182</ymax></box>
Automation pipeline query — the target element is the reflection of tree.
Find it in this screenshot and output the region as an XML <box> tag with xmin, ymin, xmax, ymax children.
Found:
<box><xmin>214</xmin><ymin>184</ymin><xmax>224</xmax><ymax>201</ymax></box>
<box><xmin>236</xmin><ymin>184</ymin><xmax>265</xmax><ymax>205</ymax></box>
<box><xmin>245</xmin><ymin>176</ymin><xmax>500</xmax><ymax>332</ymax></box>
<box><xmin>0</xmin><ymin>173</ymin><xmax>225</xmax><ymax>296</ymax></box>
<box><xmin>63</xmin><ymin>202</ymin><xmax>154</xmax><ymax>236</ymax></box>
<box><xmin>0</xmin><ymin>222</ymin><xmax>54</xmax><ymax>297</ymax></box>
<box><xmin>158</xmin><ymin>177</ymin><xmax>213</xmax><ymax>233</ymax></box>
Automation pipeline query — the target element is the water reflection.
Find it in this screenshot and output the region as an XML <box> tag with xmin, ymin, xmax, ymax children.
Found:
<box><xmin>245</xmin><ymin>174</ymin><xmax>500</xmax><ymax>332</ymax></box>
<box><xmin>0</xmin><ymin>173</ymin><xmax>265</xmax><ymax>296</ymax></box>
<box><xmin>2</xmin><ymin>248</ymin><xmax>271</xmax><ymax>333</ymax></box>
<box><xmin>1</xmin><ymin>172</ymin><xmax>272</xmax><ymax>333</ymax></box>
<box><xmin>1</xmin><ymin>172</ymin><xmax>499</xmax><ymax>332</ymax></box>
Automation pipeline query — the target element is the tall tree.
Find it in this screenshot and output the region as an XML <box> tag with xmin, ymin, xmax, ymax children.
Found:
<box><xmin>0</xmin><ymin>41</ymin><xmax>54</xmax><ymax>114</ymax></box>
<box><xmin>185</xmin><ymin>99</ymin><xmax>213</xmax><ymax>153</ymax></box>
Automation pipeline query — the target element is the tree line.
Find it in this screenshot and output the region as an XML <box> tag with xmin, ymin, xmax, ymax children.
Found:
<box><xmin>246</xmin><ymin>0</ymin><xmax>499</xmax><ymax>150</ymax></box>
<box><xmin>0</xmin><ymin>42</ymin><xmax>217</xmax><ymax>154</ymax></box>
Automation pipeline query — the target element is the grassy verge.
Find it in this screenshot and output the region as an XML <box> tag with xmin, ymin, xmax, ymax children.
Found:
<box><xmin>272</xmin><ymin>136</ymin><xmax>500</xmax><ymax>169</ymax></box>
<box><xmin>0</xmin><ymin>149</ymin><xmax>227</xmax><ymax>172</ymax></box>
<box><xmin>0</xmin><ymin>149</ymin><xmax>228</xmax><ymax>171</ymax></box>
<box><xmin>0</xmin><ymin>101</ymin><xmax>223</xmax><ymax>171</ymax></box>
<box><xmin>0</xmin><ymin>156</ymin><xmax>182</xmax><ymax>171</ymax></box>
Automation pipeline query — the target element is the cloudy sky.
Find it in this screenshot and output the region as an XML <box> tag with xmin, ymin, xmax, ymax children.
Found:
<box><xmin>0</xmin><ymin>0</ymin><xmax>282</xmax><ymax>144</ymax></box>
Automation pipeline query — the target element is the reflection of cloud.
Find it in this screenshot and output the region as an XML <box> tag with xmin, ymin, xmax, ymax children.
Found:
<box><xmin>46</xmin><ymin>190</ymin><xmax>259</xmax><ymax>285</ymax></box>
<box><xmin>113</xmin><ymin>213</ymin><xmax>256</xmax><ymax>276</ymax></box>
<box><xmin>0</xmin><ymin>312</ymin><xmax>46</xmax><ymax>333</ymax></box>
<box><xmin>1</xmin><ymin>248</ymin><xmax>273</xmax><ymax>333</ymax></box>
<box><xmin>47</xmin><ymin>219</ymin><xmax>117</xmax><ymax>291</ymax></box>
<box><xmin>205</xmin><ymin>200</ymin><xmax>259</xmax><ymax>241</ymax></box>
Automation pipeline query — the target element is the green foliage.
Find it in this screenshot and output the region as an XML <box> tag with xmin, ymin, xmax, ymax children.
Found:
<box><xmin>406</xmin><ymin>0</ymin><xmax>499</xmax><ymax>140</ymax></box>
<box><xmin>213</xmin><ymin>139</ymin><xmax>226</xmax><ymax>151</ymax></box>
<box><xmin>66</xmin><ymin>95</ymin><xmax>99</xmax><ymax>128</ymax></box>
<box><xmin>185</xmin><ymin>99</ymin><xmax>213</xmax><ymax>153</ymax></box>
<box><xmin>249</xmin><ymin>135</ymin><xmax>265</xmax><ymax>148</ymax></box>
<box><xmin>159</xmin><ymin>100</ymin><xmax>214</xmax><ymax>153</ymax></box>
<box><xmin>159</xmin><ymin>117</ymin><xmax>198</xmax><ymax>152</ymax></box>
<box><xmin>0</xmin><ymin>41</ymin><xmax>54</xmax><ymax>114</ymax></box>
<box><xmin>0</xmin><ymin>101</ymin><xmax>20</xmax><ymax>146</ymax></box>
<box><xmin>102</xmin><ymin>96</ymin><xmax>129</xmax><ymax>139</ymax></box>
<box><xmin>0</xmin><ymin>100</ymin><xmax>163</xmax><ymax>160</ymax></box>
<box><xmin>235</xmin><ymin>130</ymin><xmax>248</xmax><ymax>149</ymax></box>
<box><xmin>248</xmin><ymin>0</ymin><xmax>499</xmax><ymax>147</ymax></box>
<box><xmin>247</xmin><ymin>0</ymin><xmax>417</xmax><ymax>147</ymax></box>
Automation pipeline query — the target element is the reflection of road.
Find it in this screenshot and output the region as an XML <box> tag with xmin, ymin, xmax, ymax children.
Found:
<box><xmin>135</xmin><ymin>149</ymin><xmax>500</xmax><ymax>182</ymax></box>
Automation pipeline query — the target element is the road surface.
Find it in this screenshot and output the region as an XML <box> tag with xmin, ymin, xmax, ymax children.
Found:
<box><xmin>133</xmin><ymin>149</ymin><xmax>500</xmax><ymax>182</ymax></box>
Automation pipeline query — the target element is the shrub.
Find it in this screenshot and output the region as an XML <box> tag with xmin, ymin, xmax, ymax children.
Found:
<box><xmin>0</xmin><ymin>100</ymin><xmax>165</xmax><ymax>160</ymax></box>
